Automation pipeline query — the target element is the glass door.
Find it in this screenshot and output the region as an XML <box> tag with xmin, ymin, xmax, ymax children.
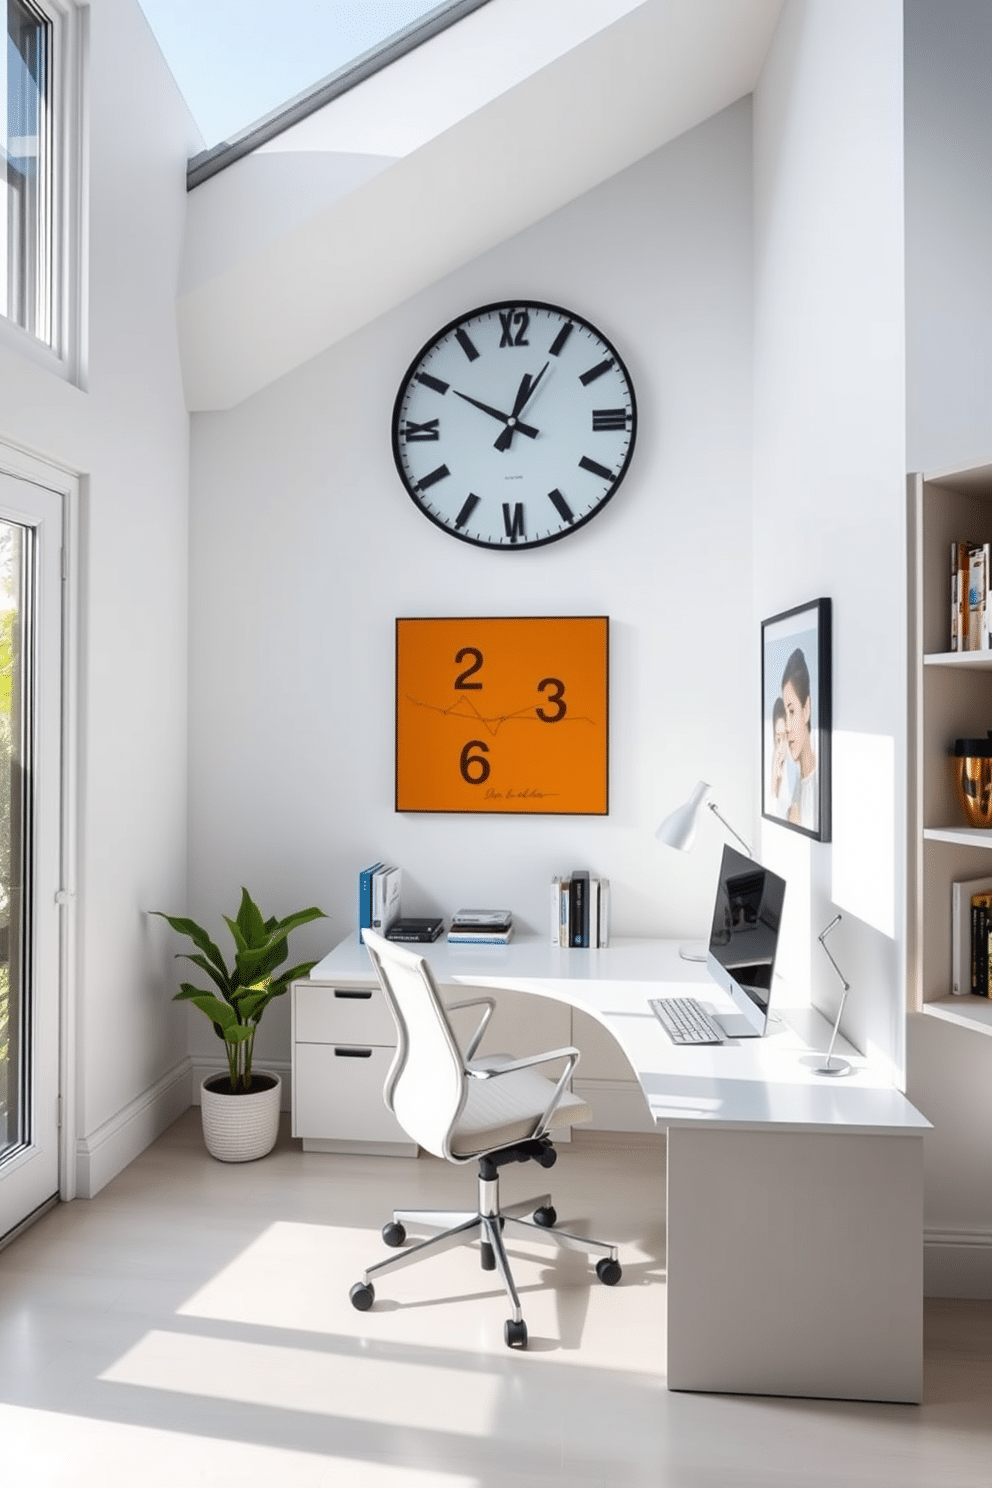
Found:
<box><xmin>0</xmin><ymin>468</ymin><xmax>62</xmax><ymax>1241</ymax></box>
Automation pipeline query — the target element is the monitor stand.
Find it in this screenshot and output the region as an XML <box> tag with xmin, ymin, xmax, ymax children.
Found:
<box><xmin>714</xmin><ymin>1011</ymin><xmax>762</xmax><ymax>1040</ymax></box>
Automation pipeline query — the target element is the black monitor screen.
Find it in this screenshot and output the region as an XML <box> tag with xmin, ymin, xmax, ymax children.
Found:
<box><xmin>707</xmin><ymin>845</ymin><xmax>787</xmax><ymax>1015</ymax></box>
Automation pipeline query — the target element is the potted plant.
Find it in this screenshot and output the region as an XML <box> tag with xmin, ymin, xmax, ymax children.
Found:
<box><xmin>154</xmin><ymin>888</ymin><xmax>326</xmax><ymax>1161</ymax></box>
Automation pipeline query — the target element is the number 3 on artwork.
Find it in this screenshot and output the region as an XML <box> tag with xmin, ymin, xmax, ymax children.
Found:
<box><xmin>395</xmin><ymin>617</ymin><xmax>609</xmax><ymax>816</ymax></box>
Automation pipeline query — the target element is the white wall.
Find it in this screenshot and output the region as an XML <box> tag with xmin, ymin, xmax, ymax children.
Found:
<box><xmin>751</xmin><ymin>1</ymin><xmax>907</xmax><ymax>1084</ymax></box>
<box><xmin>0</xmin><ymin>0</ymin><xmax>196</xmax><ymax>1194</ymax></box>
<box><xmin>905</xmin><ymin>0</ymin><xmax>992</xmax><ymax>475</ymax></box>
<box><xmin>903</xmin><ymin>0</ymin><xmax>992</xmax><ymax>1292</ymax></box>
<box><xmin>187</xmin><ymin>101</ymin><xmax>755</xmax><ymax>1080</ymax></box>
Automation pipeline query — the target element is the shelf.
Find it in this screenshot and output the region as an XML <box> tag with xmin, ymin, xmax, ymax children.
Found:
<box><xmin>924</xmin><ymin>825</ymin><xmax>992</xmax><ymax>847</ymax></box>
<box><xmin>924</xmin><ymin>650</ymin><xmax>992</xmax><ymax>668</ymax></box>
<box><xmin>921</xmin><ymin>996</ymin><xmax>992</xmax><ymax>1035</ymax></box>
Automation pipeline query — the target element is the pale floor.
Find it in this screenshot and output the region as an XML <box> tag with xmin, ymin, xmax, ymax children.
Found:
<box><xmin>0</xmin><ymin>1112</ymin><xmax>989</xmax><ymax>1488</ymax></box>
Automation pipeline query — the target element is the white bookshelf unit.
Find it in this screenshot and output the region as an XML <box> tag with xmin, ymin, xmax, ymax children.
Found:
<box><xmin>909</xmin><ymin>461</ymin><xmax>992</xmax><ymax>1034</ymax></box>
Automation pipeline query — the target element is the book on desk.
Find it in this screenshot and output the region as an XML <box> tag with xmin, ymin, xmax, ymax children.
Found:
<box><xmin>447</xmin><ymin>909</ymin><xmax>513</xmax><ymax>945</ymax></box>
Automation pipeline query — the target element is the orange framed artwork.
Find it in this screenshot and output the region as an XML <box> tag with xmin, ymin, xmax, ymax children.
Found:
<box><xmin>395</xmin><ymin>617</ymin><xmax>609</xmax><ymax>814</ymax></box>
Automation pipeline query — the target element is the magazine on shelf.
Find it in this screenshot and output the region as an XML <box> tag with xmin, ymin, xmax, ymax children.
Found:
<box><xmin>973</xmin><ymin>893</ymin><xmax>992</xmax><ymax>995</ymax></box>
<box><xmin>951</xmin><ymin>876</ymin><xmax>992</xmax><ymax>993</ymax></box>
<box><xmin>950</xmin><ymin>540</ymin><xmax>992</xmax><ymax>651</ymax></box>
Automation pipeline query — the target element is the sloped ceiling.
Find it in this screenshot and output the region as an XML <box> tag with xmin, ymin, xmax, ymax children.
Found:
<box><xmin>177</xmin><ymin>0</ymin><xmax>783</xmax><ymax>411</ymax></box>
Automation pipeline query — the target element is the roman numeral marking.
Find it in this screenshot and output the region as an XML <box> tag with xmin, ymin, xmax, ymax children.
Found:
<box><xmin>455</xmin><ymin>328</ymin><xmax>479</xmax><ymax>362</ymax></box>
<box><xmin>418</xmin><ymin>464</ymin><xmax>450</xmax><ymax>491</ymax></box>
<box><xmin>549</xmin><ymin>321</ymin><xmax>574</xmax><ymax>357</ymax></box>
<box><xmin>548</xmin><ymin>489</ymin><xmax>574</xmax><ymax>524</ymax></box>
<box><xmin>416</xmin><ymin>372</ymin><xmax>449</xmax><ymax>394</ymax></box>
<box><xmin>404</xmin><ymin>418</ymin><xmax>440</xmax><ymax>441</ymax></box>
<box><xmin>579</xmin><ymin>456</ymin><xmax>613</xmax><ymax>481</ymax></box>
<box><xmin>579</xmin><ymin>358</ymin><xmax>614</xmax><ymax>386</ymax></box>
<box><xmin>502</xmin><ymin>502</ymin><xmax>526</xmax><ymax>541</ymax></box>
<box><xmin>592</xmin><ymin>408</ymin><xmax>629</xmax><ymax>432</ymax></box>
<box><xmin>499</xmin><ymin>309</ymin><xmax>530</xmax><ymax>347</ymax></box>
<box><xmin>455</xmin><ymin>493</ymin><xmax>481</xmax><ymax>529</ymax></box>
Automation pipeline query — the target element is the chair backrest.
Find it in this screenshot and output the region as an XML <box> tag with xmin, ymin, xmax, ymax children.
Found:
<box><xmin>362</xmin><ymin>930</ymin><xmax>467</xmax><ymax>1160</ymax></box>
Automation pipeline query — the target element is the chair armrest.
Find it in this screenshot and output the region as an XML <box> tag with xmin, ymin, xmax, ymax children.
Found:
<box><xmin>445</xmin><ymin>996</ymin><xmax>495</xmax><ymax>1061</ymax></box>
<box><xmin>468</xmin><ymin>1045</ymin><xmax>579</xmax><ymax>1079</ymax></box>
<box><xmin>468</xmin><ymin>1046</ymin><xmax>581</xmax><ymax>1139</ymax></box>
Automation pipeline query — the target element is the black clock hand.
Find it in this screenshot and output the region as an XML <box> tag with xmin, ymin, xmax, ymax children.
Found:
<box><xmin>495</xmin><ymin>362</ymin><xmax>550</xmax><ymax>451</ymax></box>
<box><xmin>453</xmin><ymin>389</ymin><xmax>538</xmax><ymax>439</ymax></box>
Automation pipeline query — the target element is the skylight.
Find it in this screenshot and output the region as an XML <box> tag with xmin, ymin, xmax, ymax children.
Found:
<box><xmin>137</xmin><ymin>0</ymin><xmax>483</xmax><ymax>153</ymax></box>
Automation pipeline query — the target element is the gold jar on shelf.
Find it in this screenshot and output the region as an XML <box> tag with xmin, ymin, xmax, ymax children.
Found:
<box><xmin>952</xmin><ymin>735</ymin><xmax>992</xmax><ymax>827</ymax></box>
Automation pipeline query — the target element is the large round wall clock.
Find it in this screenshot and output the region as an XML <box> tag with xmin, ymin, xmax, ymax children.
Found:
<box><xmin>391</xmin><ymin>300</ymin><xmax>637</xmax><ymax>549</ymax></box>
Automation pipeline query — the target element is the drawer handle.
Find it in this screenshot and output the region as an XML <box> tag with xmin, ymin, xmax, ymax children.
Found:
<box><xmin>334</xmin><ymin>1047</ymin><xmax>373</xmax><ymax>1058</ymax></box>
<box><xmin>334</xmin><ymin>989</ymin><xmax>373</xmax><ymax>1000</ymax></box>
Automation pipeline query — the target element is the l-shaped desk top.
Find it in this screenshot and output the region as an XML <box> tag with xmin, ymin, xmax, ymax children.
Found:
<box><xmin>310</xmin><ymin>934</ymin><xmax>929</xmax><ymax>1137</ymax></box>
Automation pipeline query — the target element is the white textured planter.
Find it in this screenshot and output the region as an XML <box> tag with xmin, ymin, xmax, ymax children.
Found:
<box><xmin>200</xmin><ymin>1072</ymin><xmax>281</xmax><ymax>1162</ymax></box>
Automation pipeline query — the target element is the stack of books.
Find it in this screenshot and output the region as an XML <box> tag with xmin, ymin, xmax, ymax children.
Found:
<box><xmin>951</xmin><ymin>875</ymin><xmax>992</xmax><ymax>995</ymax></box>
<box><xmin>447</xmin><ymin>909</ymin><xmax>513</xmax><ymax>945</ymax></box>
<box><xmin>385</xmin><ymin>916</ymin><xmax>444</xmax><ymax>944</ymax></box>
<box><xmin>357</xmin><ymin>861</ymin><xmax>402</xmax><ymax>943</ymax></box>
<box><xmin>550</xmin><ymin>871</ymin><xmax>610</xmax><ymax>948</ymax></box>
<box><xmin>950</xmin><ymin>541</ymin><xmax>992</xmax><ymax>651</ymax></box>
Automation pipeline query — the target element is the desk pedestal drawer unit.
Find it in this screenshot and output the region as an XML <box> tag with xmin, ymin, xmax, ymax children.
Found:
<box><xmin>291</xmin><ymin>981</ymin><xmax>415</xmax><ymax>1155</ymax></box>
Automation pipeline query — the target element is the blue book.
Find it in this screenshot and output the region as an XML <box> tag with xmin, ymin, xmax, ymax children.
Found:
<box><xmin>358</xmin><ymin>861</ymin><xmax>383</xmax><ymax>943</ymax></box>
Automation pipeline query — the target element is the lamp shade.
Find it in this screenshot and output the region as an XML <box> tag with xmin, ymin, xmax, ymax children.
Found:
<box><xmin>655</xmin><ymin>780</ymin><xmax>712</xmax><ymax>853</ymax></box>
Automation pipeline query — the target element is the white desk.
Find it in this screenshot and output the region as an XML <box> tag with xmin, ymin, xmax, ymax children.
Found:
<box><xmin>301</xmin><ymin>934</ymin><xmax>929</xmax><ymax>1402</ymax></box>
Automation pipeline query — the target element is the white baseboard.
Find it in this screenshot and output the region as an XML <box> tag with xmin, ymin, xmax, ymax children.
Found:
<box><xmin>75</xmin><ymin>1058</ymin><xmax>193</xmax><ymax>1198</ymax></box>
<box><xmin>190</xmin><ymin>1056</ymin><xmax>292</xmax><ymax>1109</ymax></box>
<box><xmin>923</xmin><ymin>1228</ymin><xmax>992</xmax><ymax>1299</ymax></box>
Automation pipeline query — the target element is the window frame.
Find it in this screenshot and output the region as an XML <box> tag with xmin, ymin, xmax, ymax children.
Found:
<box><xmin>0</xmin><ymin>0</ymin><xmax>83</xmax><ymax>384</ymax></box>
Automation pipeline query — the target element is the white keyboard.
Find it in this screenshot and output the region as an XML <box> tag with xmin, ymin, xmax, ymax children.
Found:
<box><xmin>649</xmin><ymin>995</ymin><xmax>726</xmax><ymax>1045</ymax></box>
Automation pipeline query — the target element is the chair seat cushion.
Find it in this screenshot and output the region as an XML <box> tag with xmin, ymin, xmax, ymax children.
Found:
<box><xmin>449</xmin><ymin>1055</ymin><xmax>592</xmax><ymax>1157</ymax></box>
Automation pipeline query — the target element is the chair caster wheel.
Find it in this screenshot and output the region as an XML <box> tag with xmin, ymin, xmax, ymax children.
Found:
<box><xmin>505</xmin><ymin>1318</ymin><xmax>528</xmax><ymax>1349</ymax></box>
<box><xmin>533</xmin><ymin>1205</ymin><xmax>557</xmax><ymax>1228</ymax></box>
<box><xmin>538</xmin><ymin>1145</ymin><xmax>557</xmax><ymax>1169</ymax></box>
<box><xmin>382</xmin><ymin>1221</ymin><xmax>407</xmax><ymax>1248</ymax></box>
<box><xmin>596</xmin><ymin>1258</ymin><xmax>622</xmax><ymax>1287</ymax></box>
<box><xmin>480</xmin><ymin>1240</ymin><xmax>496</xmax><ymax>1271</ymax></box>
<box><xmin>350</xmin><ymin>1281</ymin><xmax>375</xmax><ymax>1311</ymax></box>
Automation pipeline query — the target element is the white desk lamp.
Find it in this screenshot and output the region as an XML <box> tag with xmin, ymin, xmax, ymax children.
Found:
<box><xmin>655</xmin><ymin>780</ymin><xmax>752</xmax><ymax>961</ymax></box>
<box><xmin>811</xmin><ymin>912</ymin><xmax>852</xmax><ymax>1077</ymax></box>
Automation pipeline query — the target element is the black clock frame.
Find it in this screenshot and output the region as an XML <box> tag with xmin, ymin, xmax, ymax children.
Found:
<box><xmin>390</xmin><ymin>299</ymin><xmax>637</xmax><ymax>551</ymax></box>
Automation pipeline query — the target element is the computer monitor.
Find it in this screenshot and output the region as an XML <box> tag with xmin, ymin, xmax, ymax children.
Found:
<box><xmin>705</xmin><ymin>844</ymin><xmax>787</xmax><ymax>1038</ymax></box>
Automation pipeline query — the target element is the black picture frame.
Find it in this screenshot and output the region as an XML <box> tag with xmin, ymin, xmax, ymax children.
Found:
<box><xmin>761</xmin><ymin>598</ymin><xmax>832</xmax><ymax>842</ymax></box>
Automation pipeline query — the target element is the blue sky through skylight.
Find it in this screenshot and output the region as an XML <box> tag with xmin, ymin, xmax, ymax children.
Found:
<box><xmin>137</xmin><ymin>0</ymin><xmax>446</xmax><ymax>148</ymax></box>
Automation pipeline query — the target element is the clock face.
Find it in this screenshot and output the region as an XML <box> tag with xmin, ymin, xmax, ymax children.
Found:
<box><xmin>391</xmin><ymin>301</ymin><xmax>637</xmax><ymax>550</ymax></box>
<box><xmin>395</xmin><ymin>616</ymin><xmax>609</xmax><ymax>814</ymax></box>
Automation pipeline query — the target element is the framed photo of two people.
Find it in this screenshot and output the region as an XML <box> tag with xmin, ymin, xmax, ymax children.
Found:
<box><xmin>761</xmin><ymin>598</ymin><xmax>831</xmax><ymax>842</ymax></box>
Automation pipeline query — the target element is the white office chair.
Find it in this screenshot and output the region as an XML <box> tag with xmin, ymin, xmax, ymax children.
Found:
<box><xmin>349</xmin><ymin>930</ymin><xmax>622</xmax><ymax>1348</ymax></box>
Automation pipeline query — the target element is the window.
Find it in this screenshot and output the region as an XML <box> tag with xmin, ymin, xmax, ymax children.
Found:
<box><xmin>2</xmin><ymin>0</ymin><xmax>51</xmax><ymax>344</ymax></box>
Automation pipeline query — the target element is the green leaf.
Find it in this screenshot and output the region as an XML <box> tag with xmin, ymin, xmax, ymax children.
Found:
<box><xmin>181</xmin><ymin>992</ymin><xmax>238</xmax><ymax>1032</ymax></box>
<box><xmin>233</xmin><ymin>989</ymin><xmax>272</xmax><ymax>1023</ymax></box>
<box><xmin>273</xmin><ymin>906</ymin><xmax>326</xmax><ymax>938</ymax></box>
<box><xmin>236</xmin><ymin>887</ymin><xmax>267</xmax><ymax>948</ymax></box>
<box><xmin>151</xmin><ymin>911</ymin><xmax>229</xmax><ymax>979</ymax></box>
<box><xmin>180</xmin><ymin>951</ymin><xmax>232</xmax><ymax>999</ymax></box>
<box><xmin>268</xmin><ymin>960</ymin><xmax>320</xmax><ymax>998</ymax></box>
